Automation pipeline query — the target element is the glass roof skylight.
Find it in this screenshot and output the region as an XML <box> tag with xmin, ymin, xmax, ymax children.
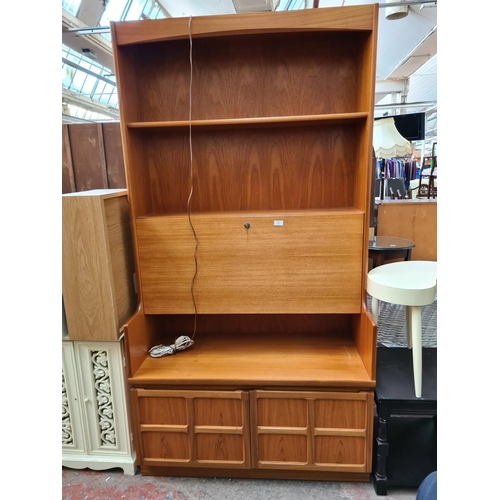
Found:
<box><xmin>63</xmin><ymin>0</ymin><xmax>170</xmax><ymax>121</ymax></box>
<box><xmin>62</xmin><ymin>0</ymin><xmax>83</xmax><ymax>17</ymax></box>
<box><xmin>62</xmin><ymin>45</ymin><xmax>116</xmax><ymax>104</ymax></box>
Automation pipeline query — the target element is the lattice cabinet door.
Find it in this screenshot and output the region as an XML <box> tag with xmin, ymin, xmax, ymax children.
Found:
<box><xmin>250</xmin><ymin>390</ymin><xmax>373</xmax><ymax>473</ymax></box>
<box><xmin>131</xmin><ymin>389</ymin><xmax>251</xmax><ymax>469</ymax></box>
<box><xmin>62</xmin><ymin>340</ymin><xmax>136</xmax><ymax>475</ymax></box>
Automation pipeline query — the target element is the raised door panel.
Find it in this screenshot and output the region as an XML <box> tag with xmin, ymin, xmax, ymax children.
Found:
<box><xmin>314</xmin><ymin>398</ymin><xmax>367</xmax><ymax>467</ymax></box>
<box><xmin>251</xmin><ymin>390</ymin><xmax>373</xmax><ymax>472</ymax></box>
<box><xmin>132</xmin><ymin>390</ymin><xmax>250</xmax><ymax>468</ymax></box>
<box><xmin>254</xmin><ymin>396</ymin><xmax>309</xmax><ymax>465</ymax></box>
<box><xmin>136</xmin><ymin>211</ymin><xmax>363</xmax><ymax>314</ymax></box>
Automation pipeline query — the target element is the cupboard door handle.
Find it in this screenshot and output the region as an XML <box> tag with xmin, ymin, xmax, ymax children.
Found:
<box><xmin>244</xmin><ymin>222</ymin><xmax>250</xmax><ymax>229</ymax></box>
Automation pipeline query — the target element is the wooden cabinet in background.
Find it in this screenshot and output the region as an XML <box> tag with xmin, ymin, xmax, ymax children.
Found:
<box><xmin>62</xmin><ymin>122</ymin><xmax>126</xmax><ymax>194</ymax></box>
<box><xmin>62</xmin><ymin>189</ymin><xmax>137</xmax><ymax>341</ymax></box>
<box><xmin>111</xmin><ymin>4</ymin><xmax>379</xmax><ymax>481</ymax></box>
<box><xmin>376</xmin><ymin>199</ymin><xmax>437</xmax><ymax>261</ymax></box>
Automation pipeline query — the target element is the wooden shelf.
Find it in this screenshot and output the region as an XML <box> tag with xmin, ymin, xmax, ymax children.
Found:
<box><xmin>130</xmin><ymin>331</ymin><xmax>373</xmax><ymax>388</ymax></box>
<box><xmin>137</xmin><ymin>207</ymin><xmax>364</xmax><ymax>219</ymax></box>
<box><xmin>127</xmin><ymin>113</ymin><xmax>369</xmax><ymax>131</ymax></box>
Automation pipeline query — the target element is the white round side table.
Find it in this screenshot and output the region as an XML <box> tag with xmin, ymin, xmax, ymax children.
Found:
<box><xmin>367</xmin><ymin>260</ymin><xmax>437</xmax><ymax>398</ymax></box>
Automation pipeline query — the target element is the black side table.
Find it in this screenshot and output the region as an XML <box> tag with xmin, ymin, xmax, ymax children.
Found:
<box><xmin>368</xmin><ymin>236</ymin><xmax>415</xmax><ymax>268</ymax></box>
<box><xmin>373</xmin><ymin>347</ymin><xmax>437</xmax><ymax>495</ymax></box>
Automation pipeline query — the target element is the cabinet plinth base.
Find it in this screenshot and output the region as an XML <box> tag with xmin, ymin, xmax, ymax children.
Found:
<box><xmin>139</xmin><ymin>465</ymin><xmax>370</xmax><ymax>482</ymax></box>
<box><xmin>63</xmin><ymin>453</ymin><xmax>137</xmax><ymax>476</ymax></box>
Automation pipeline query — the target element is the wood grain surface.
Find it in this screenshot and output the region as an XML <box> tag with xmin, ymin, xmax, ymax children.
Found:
<box><xmin>136</xmin><ymin>210</ymin><xmax>363</xmax><ymax>314</ymax></box>
<box><xmin>123</xmin><ymin>31</ymin><xmax>367</xmax><ymax>122</ymax></box>
<box><xmin>132</xmin><ymin>389</ymin><xmax>250</xmax><ymax>468</ymax></box>
<box><xmin>251</xmin><ymin>390</ymin><xmax>372</xmax><ymax>472</ymax></box>
<box><xmin>62</xmin><ymin>191</ymin><xmax>136</xmax><ymax>340</ymax></box>
<box><xmin>112</xmin><ymin>5</ymin><xmax>377</xmax><ymax>46</ymax></box>
<box><xmin>129</xmin><ymin>331</ymin><xmax>372</xmax><ymax>387</ymax></box>
<box><xmin>376</xmin><ymin>200</ymin><xmax>437</xmax><ymax>261</ymax></box>
<box><xmin>113</xmin><ymin>3</ymin><xmax>379</xmax><ymax>479</ymax></box>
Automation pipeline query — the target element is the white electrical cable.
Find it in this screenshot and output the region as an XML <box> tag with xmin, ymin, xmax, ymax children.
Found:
<box><xmin>149</xmin><ymin>16</ymin><xmax>197</xmax><ymax>360</ymax></box>
<box><xmin>148</xmin><ymin>336</ymin><xmax>195</xmax><ymax>358</ymax></box>
<box><xmin>187</xmin><ymin>14</ymin><xmax>199</xmax><ymax>338</ymax></box>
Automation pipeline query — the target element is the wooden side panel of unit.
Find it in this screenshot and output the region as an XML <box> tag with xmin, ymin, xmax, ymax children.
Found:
<box><xmin>250</xmin><ymin>390</ymin><xmax>373</xmax><ymax>473</ymax></box>
<box><xmin>136</xmin><ymin>211</ymin><xmax>363</xmax><ymax>314</ymax></box>
<box><xmin>104</xmin><ymin>195</ymin><xmax>137</xmax><ymax>329</ymax></box>
<box><xmin>131</xmin><ymin>389</ymin><xmax>251</xmax><ymax>469</ymax></box>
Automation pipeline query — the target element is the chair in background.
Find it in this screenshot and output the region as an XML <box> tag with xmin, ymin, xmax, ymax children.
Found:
<box><xmin>385</xmin><ymin>178</ymin><xmax>406</xmax><ymax>199</ymax></box>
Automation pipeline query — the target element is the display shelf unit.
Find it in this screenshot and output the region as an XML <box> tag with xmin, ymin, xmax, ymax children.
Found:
<box><xmin>111</xmin><ymin>4</ymin><xmax>378</xmax><ymax>481</ymax></box>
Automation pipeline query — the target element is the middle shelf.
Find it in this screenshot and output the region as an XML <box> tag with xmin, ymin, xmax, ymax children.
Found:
<box><xmin>126</xmin><ymin>112</ymin><xmax>369</xmax><ymax>131</ymax></box>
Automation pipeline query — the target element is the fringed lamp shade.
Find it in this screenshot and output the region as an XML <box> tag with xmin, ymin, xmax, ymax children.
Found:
<box><xmin>373</xmin><ymin>117</ymin><xmax>413</xmax><ymax>159</ymax></box>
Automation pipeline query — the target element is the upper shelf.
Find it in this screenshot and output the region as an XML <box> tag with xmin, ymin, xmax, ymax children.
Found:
<box><xmin>112</xmin><ymin>27</ymin><xmax>376</xmax><ymax>123</ymax></box>
<box><xmin>126</xmin><ymin>112</ymin><xmax>369</xmax><ymax>131</ymax></box>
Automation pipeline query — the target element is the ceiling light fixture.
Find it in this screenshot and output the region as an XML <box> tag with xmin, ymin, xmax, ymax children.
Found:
<box><xmin>385</xmin><ymin>0</ymin><xmax>409</xmax><ymax>20</ymax></box>
<box><xmin>82</xmin><ymin>48</ymin><xmax>98</xmax><ymax>60</ymax></box>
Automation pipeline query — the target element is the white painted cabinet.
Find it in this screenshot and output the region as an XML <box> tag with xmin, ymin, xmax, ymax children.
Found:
<box><xmin>62</xmin><ymin>340</ymin><xmax>136</xmax><ymax>475</ymax></box>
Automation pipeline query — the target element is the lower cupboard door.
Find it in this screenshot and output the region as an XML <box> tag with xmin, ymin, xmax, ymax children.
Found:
<box><xmin>250</xmin><ymin>390</ymin><xmax>373</xmax><ymax>473</ymax></box>
<box><xmin>131</xmin><ymin>389</ymin><xmax>251</xmax><ymax>468</ymax></box>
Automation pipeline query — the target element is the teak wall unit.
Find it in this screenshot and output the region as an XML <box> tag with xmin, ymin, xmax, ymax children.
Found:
<box><xmin>111</xmin><ymin>4</ymin><xmax>378</xmax><ymax>481</ymax></box>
